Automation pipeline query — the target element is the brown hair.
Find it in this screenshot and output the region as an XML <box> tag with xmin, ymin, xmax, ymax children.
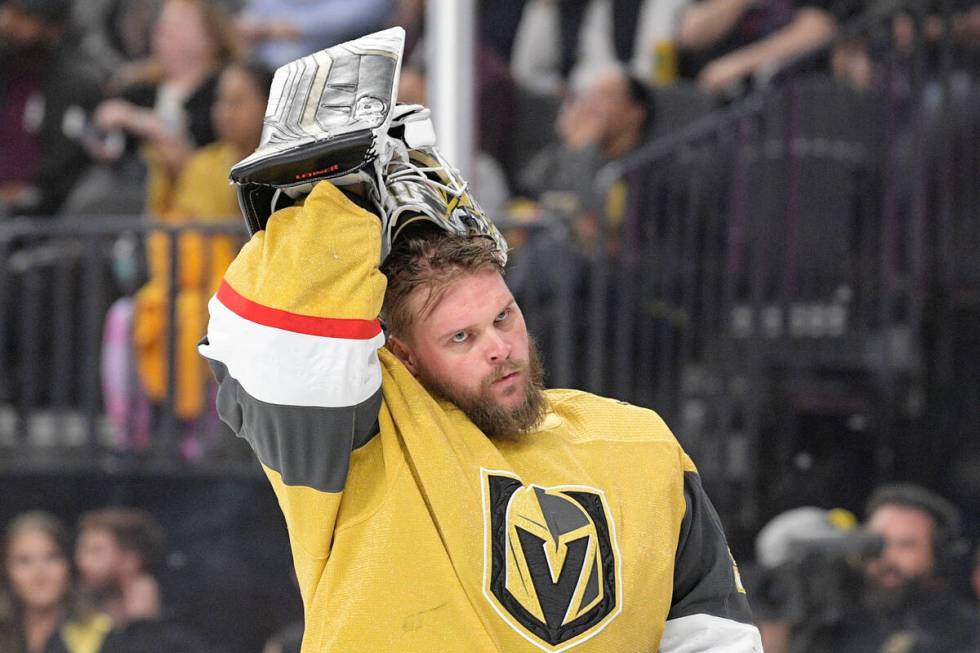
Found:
<box><xmin>866</xmin><ymin>483</ymin><xmax>964</xmax><ymax>565</ymax></box>
<box><xmin>125</xmin><ymin>0</ymin><xmax>241</xmax><ymax>86</ymax></box>
<box><xmin>188</xmin><ymin>0</ymin><xmax>241</xmax><ymax>69</ymax></box>
<box><xmin>78</xmin><ymin>508</ymin><xmax>163</xmax><ymax>572</ymax></box>
<box><xmin>1</xmin><ymin>511</ymin><xmax>74</xmax><ymax>647</ymax></box>
<box><xmin>380</xmin><ymin>229</ymin><xmax>504</xmax><ymax>339</ymax></box>
<box><xmin>3</xmin><ymin>512</ymin><xmax>72</xmax><ymax>564</ymax></box>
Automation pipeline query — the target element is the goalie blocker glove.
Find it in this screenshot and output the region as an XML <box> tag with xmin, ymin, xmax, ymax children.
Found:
<box><xmin>230</xmin><ymin>27</ymin><xmax>404</xmax><ymax>233</ymax></box>
<box><xmin>229</xmin><ymin>27</ymin><xmax>508</xmax><ymax>266</ymax></box>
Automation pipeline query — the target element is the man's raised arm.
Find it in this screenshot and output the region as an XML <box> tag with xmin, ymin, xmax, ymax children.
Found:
<box><xmin>198</xmin><ymin>28</ymin><xmax>407</xmax><ymax>611</ymax></box>
<box><xmin>199</xmin><ymin>181</ymin><xmax>387</xmax><ymax>594</ymax></box>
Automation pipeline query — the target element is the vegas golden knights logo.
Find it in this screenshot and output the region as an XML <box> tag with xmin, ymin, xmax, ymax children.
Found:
<box><xmin>481</xmin><ymin>470</ymin><xmax>621</xmax><ymax>652</ymax></box>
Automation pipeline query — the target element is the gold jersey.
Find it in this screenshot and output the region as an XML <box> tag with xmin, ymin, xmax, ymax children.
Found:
<box><xmin>200</xmin><ymin>182</ymin><xmax>760</xmax><ymax>652</ymax></box>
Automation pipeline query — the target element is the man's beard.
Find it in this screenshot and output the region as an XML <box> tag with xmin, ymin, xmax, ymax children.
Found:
<box><xmin>862</xmin><ymin>566</ymin><xmax>929</xmax><ymax>614</ymax></box>
<box><xmin>416</xmin><ymin>340</ymin><xmax>547</xmax><ymax>440</ymax></box>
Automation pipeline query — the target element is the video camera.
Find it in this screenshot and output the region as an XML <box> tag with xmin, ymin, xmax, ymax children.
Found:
<box><xmin>754</xmin><ymin>508</ymin><xmax>884</xmax><ymax>633</ymax></box>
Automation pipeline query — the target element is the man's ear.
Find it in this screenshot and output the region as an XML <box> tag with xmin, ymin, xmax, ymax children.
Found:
<box><xmin>387</xmin><ymin>334</ymin><xmax>418</xmax><ymax>375</ymax></box>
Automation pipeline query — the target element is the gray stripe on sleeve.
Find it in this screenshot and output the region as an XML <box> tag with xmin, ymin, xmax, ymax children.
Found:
<box><xmin>668</xmin><ymin>471</ymin><xmax>755</xmax><ymax>625</ymax></box>
<box><xmin>208</xmin><ymin>356</ymin><xmax>381</xmax><ymax>493</ymax></box>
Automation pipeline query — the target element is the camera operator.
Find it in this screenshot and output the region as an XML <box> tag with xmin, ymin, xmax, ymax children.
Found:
<box><xmin>800</xmin><ymin>484</ymin><xmax>978</xmax><ymax>652</ymax></box>
<box><xmin>751</xmin><ymin>506</ymin><xmax>878</xmax><ymax>653</ymax></box>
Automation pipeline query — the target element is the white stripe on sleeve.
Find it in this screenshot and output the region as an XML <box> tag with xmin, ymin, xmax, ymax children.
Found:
<box><xmin>659</xmin><ymin>613</ymin><xmax>763</xmax><ymax>653</ymax></box>
<box><xmin>199</xmin><ymin>295</ymin><xmax>385</xmax><ymax>408</ymax></box>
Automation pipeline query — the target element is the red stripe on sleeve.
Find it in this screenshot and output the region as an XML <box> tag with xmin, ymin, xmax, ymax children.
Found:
<box><xmin>216</xmin><ymin>280</ymin><xmax>382</xmax><ymax>339</ymax></box>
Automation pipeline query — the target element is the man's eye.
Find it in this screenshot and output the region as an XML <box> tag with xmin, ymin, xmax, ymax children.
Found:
<box><xmin>495</xmin><ymin>309</ymin><xmax>510</xmax><ymax>322</ymax></box>
<box><xmin>451</xmin><ymin>332</ymin><xmax>468</xmax><ymax>343</ymax></box>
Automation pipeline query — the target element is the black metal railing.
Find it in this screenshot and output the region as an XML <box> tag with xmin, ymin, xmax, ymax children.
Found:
<box><xmin>0</xmin><ymin>218</ymin><xmax>250</xmax><ymax>473</ymax></box>
<box><xmin>582</xmin><ymin>0</ymin><xmax>979</xmax><ymax>531</ymax></box>
<box><xmin>0</xmin><ymin>1</ymin><xmax>975</xmax><ymax>544</ymax></box>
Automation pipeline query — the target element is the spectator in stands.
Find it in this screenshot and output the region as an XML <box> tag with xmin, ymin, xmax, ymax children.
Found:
<box><xmin>234</xmin><ymin>0</ymin><xmax>392</xmax><ymax>70</ymax></box>
<box><xmin>807</xmin><ymin>484</ymin><xmax>978</xmax><ymax>652</ymax></box>
<box><xmin>831</xmin><ymin>1</ymin><xmax>978</xmax><ymax>92</ymax></box>
<box><xmin>71</xmin><ymin>0</ymin><xmax>158</xmax><ymax>84</ymax></box>
<box><xmin>520</xmin><ymin>66</ymin><xmax>653</xmax><ymax>196</ymax></box>
<box><xmin>74</xmin><ymin>508</ymin><xmax>163</xmax><ymax>625</ymax></box>
<box><xmin>0</xmin><ymin>0</ymin><xmax>102</xmax><ymax>217</ymax></box>
<box><xmin>517</xmin><ymin>65</ymin><xmax>653</xmax><ymax>244</ymax></box>
<box><xmin>676</xmin><ymin>0</ymin><xmax>852</xmax><ymax>94</ymax></box>
<box><xmin>511</xmin><ymin>0</ymin><xmax>693</xmax><ymax>93</ymax></box>
<box><xmin>75</xmin><ymin>508</ymin><xmax>206</xmax><ymax>653</ymax></box>
<box><xmin>131</xmin><ymin>61</ymin><xmax>270</xmax><ymax>457</ymax></box>
<box><xmin>92</xmin><ymin>0</ymin><xmax>237</xmax><ymax>158</ymax></box>
<box><xmin>66</xmin><ymin>0</ymin><xmax>238</xmax><ymax>216</ymax></box>
<box><xmin>0</xmin><ymin>511</ymin><xmax>112</xmax><ymax>653</ymax></box>
<box><xmin>829</xmin><ymin>33</ymin><xmax>872</xmax><ymax>90</ymax></box>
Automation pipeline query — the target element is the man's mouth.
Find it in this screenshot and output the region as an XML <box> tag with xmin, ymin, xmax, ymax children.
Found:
<box><xmin>871</xmin><ymin>567</ymin><xmax>903</xmax><ymax>586</ymax></box>
<box><xmin>493</xmin><ymin>370</ymin><xmax>520</xmax><ymax>384</ymax></box>
<box><xmin>490</xmin><ymin>364</ymin><xmax>524</xmax><ymax>387</ymax></box>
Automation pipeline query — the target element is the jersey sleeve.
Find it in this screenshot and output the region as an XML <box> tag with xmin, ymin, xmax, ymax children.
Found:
<box><xmin>198</xmin><ymin>182</ymin><xmax>387</xmax><ymax>607</ymax></box>
<box><xmin>659</xmin><ymin>459</ymin><xmax>763</xmax><ymax>653</ymax></box>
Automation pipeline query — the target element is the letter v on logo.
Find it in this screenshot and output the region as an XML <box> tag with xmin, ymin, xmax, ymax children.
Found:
<box><xmin>481</xmin><ymin>469</ymin><xmax>622</xmax><ymax>652</ymax></box>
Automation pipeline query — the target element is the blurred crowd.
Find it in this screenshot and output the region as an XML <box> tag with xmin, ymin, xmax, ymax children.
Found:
<box><xmin>2</xmin><ymin>484</ymin><xmax>977</xmax><ymax>653</ymax></box>
<box><xmin>8</xmin><ymin>0</ymin><xmax>976</xmax><ymax>242</ymax></box>
<box><xmin>2</xmin><ymin>0</ymin><xmax>977</xmax><ymax>443</ymax></box>
<box><xmin>2</xmin><ymin>2</ymin><xmax>979</xmax><ymax>652</ymax></box>
<box><xmin>0</xmin><ymin>507</ymin><xmax>209</xmax><ymax>653</ymax></box>
<box><xmin>4</xmin><ymin>0</ymin><xmax>977</xmax><ymax>220</ymax></box>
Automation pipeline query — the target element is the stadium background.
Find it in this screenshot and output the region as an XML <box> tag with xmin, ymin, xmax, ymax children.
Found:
<box><xmin>1</xmin><ymin>0</ymin><xmax>977</xmax><ymax>651</ymax></box>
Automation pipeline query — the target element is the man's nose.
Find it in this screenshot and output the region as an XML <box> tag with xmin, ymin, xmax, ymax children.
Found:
<box><xmin>485</xmin><ymin>330</ymin><xmax>512</xmax><ymax>363</ymax></box>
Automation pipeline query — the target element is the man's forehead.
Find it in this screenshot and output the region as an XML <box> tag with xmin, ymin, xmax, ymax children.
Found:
<box><xmin>80</xmin><ymin>527</ymin><xmax>116</xmax><ymax>541</ymax></box>
<box><xmin>414</xmin><ymin>269</ymin><xmax>512</xmax><ymax>325</ymax></box>
<box><xmin>869</xmin><ymin>504</ymin><xmax>935</xmax><ymax>532</ymax></box>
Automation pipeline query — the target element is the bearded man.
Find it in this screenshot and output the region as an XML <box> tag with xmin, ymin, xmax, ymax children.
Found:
<box><xmin>200</xmin><ymin>27</ymin><xmax>761</xmax><ymax>653</ymax></box>
<box><xmin>824</xmin><ymin>484</ymin><xmax>977</xmax><ymax>653</ymax></box>
<box><xmin>789</xmin><ymin>483</ymin><xmax>980</xmax><ymax>653</ymax></box>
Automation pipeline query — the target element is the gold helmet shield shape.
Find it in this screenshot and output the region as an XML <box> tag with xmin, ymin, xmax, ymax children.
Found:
<box><xmin>482</xmin><ymin>469</ymin><xmax>622</xmax><ymax>652</ymax></box>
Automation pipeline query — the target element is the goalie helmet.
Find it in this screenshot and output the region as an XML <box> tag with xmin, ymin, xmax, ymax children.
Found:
<box><xmin>228</xmin><ymin>27</ymin><xmax>508</xmax><ymax>266</ymax></box>
<box><xmin>381</xmin><ymin>141</ymin><xmax>509</xmax><ymax>266</ymax></box>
